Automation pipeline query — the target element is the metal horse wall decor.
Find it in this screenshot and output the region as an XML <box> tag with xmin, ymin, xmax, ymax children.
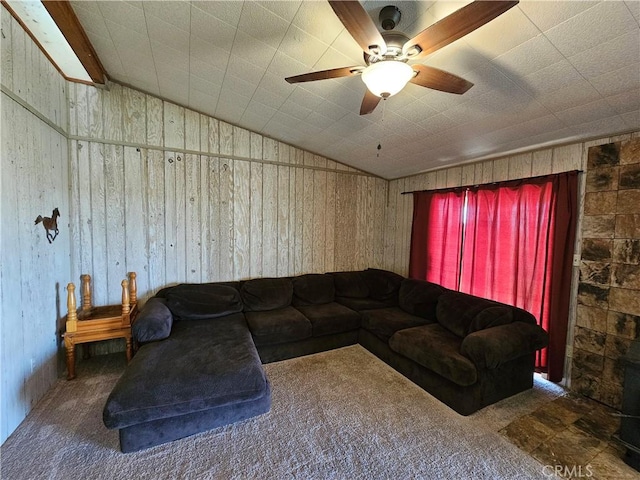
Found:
<box><xmin>34</xmin><ymin>207</ymin><xmax>60</xmax><ymax>243</ymax></box>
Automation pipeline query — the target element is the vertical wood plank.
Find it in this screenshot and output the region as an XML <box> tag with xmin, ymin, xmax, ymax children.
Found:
<box><xmin>219</xmin><ymin>121</ymin><xmax>233</xmax><ymax>157</ymax></box>
<box><xmin>313</xmin><ymin>170</ymin><xmax>326</xmax><ymax>272</ymax></box>
<box><xmin>164</xmin><ymin>151</ymin><xmax>177</xmax><ymax>285</ymax></box>
<box><xmin>208</xmin><ymin>118</ymin><xmax>220</xmax><ymax>155</ymax></box>
<box><xmin>77</xmin><ymin>141</ymin><xmax>93</xmax><ymax>280</ymax></box>
<box><xmin>531</xmin><ymin>148</ymin><xmax>553</xmax><ymax>177</ymax></box>
<box><xmin>174</xmin><ymin>153</ymin><xmax>187</xmax><ymax>282</ymax></box>
<box><xmin>508</xmin><ymin>153</ymin><xmax>533</xmax><ymax>180</ymax></box>
<box><xmin>218</xmin><ymin>159</ymin><xmax>234</xmax><ymax>280</ymax></box>
<box><xmin>552</xmin><ymin>144</ymin><xmax>582</xmax><ymax>173</ymax></box>
<box><xmin>324</xmin><ymin>170</ymin><xmax>336</xmax><ymax>273</ymax></box>
<box><xmin>146</xmin><ymin>94</ymin><xmax>164</xmax><ymax>147</ymax></box>
<box><xmin>233</xmin><ymin>126</ymin><xmax>250</xmax><ymax>157</ymax></box>
<box><xmin>207</xmin><ymin>157</ymin><xmax>221</xmax><ymax>280</ymax></box>
<box><xmin>199</xmin><ymin>155</ymin><xmax>211</xmax><ymax>282</ymax></box>
<box><xmin>436</xmin><ymin>170</ymin><xmax>448</xmax><ymax>188</ymax></box>
<box><xmin>365</xmin><ymin>176</ymin><xmax>375</xmax><ymax>268</ymax></box>
<box><xmin>302</xmin><ymin>168</ymin><xmax>314</xmax><ymax>272</ymax></box>
<box><xmin>492</xmin><ymin>158</ymin><xmax>509</xmax><ymax>182</ymax></box>
<box><xmin>104</xmin><ymin>144</ymin><xmax>126</xmax><ymax>303</ymax></box>
<box><xmin>146</xmin><ymin>149</ymin><xmax>166</xmax><ymax>292</ymax></box>
<box><xmin>122</xmin><ymin>88</ymin><xmax>146</xmax><ymax>144</ymax></box>
<box><xmin>288</xmin><ymin>165</ymin><xmax>298</xmax><ymax>274</ymax></box>
<box><xmin>184</xmin><ymin>109</ymin><xmax>200</xmax><ymax>151</ymax></box>
<box><xmin>10</xmin><ymin>17</ymin><xmax>25</xmax><ymax>98</ymax></box>
<box><xmin>278</xmin><ymin>142</ymin><xmax>290</xmax><ymax>164</ymax></box>
<box><xmin>103</xmin><ymin>84</ymin><xmax>123</xmax><ymax>142</ymax></box>
<box><xmin>1</xmin><ymin>7</ymin><xmax>14</xmax><ymax>91</ymax></box>
<box><xmin>250</xmin><ymin>162</ymin><xmax>263</xmax><ymax>278</ymax></box>
<box><xmin>480</xmin><ymin>161</ymin><xmax>493</xmax><ymax>184</ymax></box>
<box><xmin>233</xmin><ymin>160</ymin><xmax>251</xmax><ymax>279</ymax></box>
<box><xmin>200</xmin><ymin>115</ymin><xmax>210</xmax><ymax>154</ymax></box>
<box><xmin>124</xmin><ymin>146</ymin><xmax>147</xmax><ymax>294</ymax></box>
<box><xmin>68</xmin><ymin>141</ymin><xmax>81</xmax><ymax>283</ymax></box>
<box><xmin>394</xmin><ymin>179</ymin><xmax>406</xmax><ymax>274</ymax></box>
<box><xmin>89</xmin><ymin>142</ymin><xmax>107</xmax><ymax>305</ymax></box>
<box><xmin>354</xmin><ymin>176</ymin><xmax>367</xmax><ymax>269</ymax></box>
<box><xmin>384</xmin><ymin>179</ymin><xmax>398</xmax><ymax>271</ymax></box>
<box><xmin>263</xmin><ymin>137</ymin><xmax>278</xmax><ymax>162</ymax></box>
<box><xmin>461</xmin><ymin>164</ymin><xmax>475</xmax><ymax>186</ymax></box>
<box><xmin>294</xmin><ymin>167</ymin><xmax>304</xmax><ymax>274</ymax></box>
<box><xmin>446</xmin><ymin>167</ymin><xmax>462</xmax><ymax>187</ymax></box>
<box><xmin>277</xmin><ymin>165</ymin><xmax>290</xmax><ymax>276</ymax></box>
<box><xmin>185</xmin><ymin>154</ymin><xmax>202</xmax><ymax>283</ymax></box>
<box><xmin>262</xmin><ymin>164</ymin><xmax>278</xmax><ymax>276</ymax></box>
<box><xmin>75</xmin><ymin>83</ymin><xmax>89</xmax><ymax>138</ymax></box>
<box><xmin>164</xmin><ymin>102</ymin><xmax>185</xmax><ymax>150</ymax></box>
<box><xmin>87</xmin><ymin>85</ymin><xmax>103</xmax><ymax>140</ymax></box>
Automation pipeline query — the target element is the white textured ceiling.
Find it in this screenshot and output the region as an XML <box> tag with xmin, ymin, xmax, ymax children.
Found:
<box><xmin>70</xmin><ymin>0</ymin><xmax>640</xmax><ymax>179</ymax></box>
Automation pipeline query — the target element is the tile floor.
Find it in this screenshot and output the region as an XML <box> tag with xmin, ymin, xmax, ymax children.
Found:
<box><xmin>500</xmin><ymin>393</ymin><xmax>639</xmax><ymax>479</ymax></box>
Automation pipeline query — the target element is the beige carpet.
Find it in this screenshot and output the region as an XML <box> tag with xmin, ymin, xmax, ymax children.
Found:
<box><xmin>1</xmin><ymin>345</ymin><xmax>565</xmax><ymax>479</ymax></box>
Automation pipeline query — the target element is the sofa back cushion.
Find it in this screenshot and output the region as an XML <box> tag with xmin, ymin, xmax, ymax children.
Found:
<box><xmin>156</xmin><ymin>281</ymin><xmax>241</xmax><ymax>299</ymax></box>
<box><xmin>398</xmin><ymin>279</ymin><xmax>445</xmax><ymax>319</ymax></box>
<box><xmin>436</xmin><ymin>291</ymin><xmax>516</xmax><ymax>337</ymax></box>
<box><xmin>365</xmin><ymin>268</ymin><xmax>403</xmax><ymax>302</ymax></box>
<box><xmin>292</xmin><ymin>274</ymin><xmax>335</xmax><ymax>306</ymax></box>
<box><xmin>241</xmin><ymin>277</ymin><xmax>293</xmax><ymax>312</ymax></box>
<box><xmin>331</xmin><ymin>271</ymin><xmax>369</xmax><ymax>298</ymax></box>
<box><xmin>165</xmin><ymin>284</ymin><xmax>243</xmax><ymax>320</ymax></box>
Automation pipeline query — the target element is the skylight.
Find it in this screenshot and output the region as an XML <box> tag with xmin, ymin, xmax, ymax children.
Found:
<box><xmin>5</xmin><ymin>0</ymin><xmax>92</xmax><ymax>82</ymax></box>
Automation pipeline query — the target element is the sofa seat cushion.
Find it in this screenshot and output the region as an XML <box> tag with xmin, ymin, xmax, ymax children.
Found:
<box><xmin>103</xmin><ymin>313</ymin><xmax>268</xmax><ymax>429</ymax></box>
<box><xmin>361</xmin><ymin>307</ymin><xmax>435</xmax><ymax>342</ymax></box>
<box><xmin>292</xmin><ymin>274</ymin><xmax>335</xmax><ymax>306</ymax></box>
<box><xmin>335</xmin><ymin>297</ymin><xmax>392</xmax><ymax>312</ymax></box>
<box><xmin>245</xmin><ymin>306</ymin><xmax>312</xmax><ymax>346</ymax></box>
<box><xmin>389</xmin><ymin>324</ymin><xmax>478</xmax><ymax>386</ymax></box>
<box><xmin>241</xmin><ymin>278</ymin><xmax>293</xmax><ymax>312</ymax></box>
<box><xmin>295</xmin><ymin>302</ymin><xmax>360</xmax><ymax>337</ymax></box>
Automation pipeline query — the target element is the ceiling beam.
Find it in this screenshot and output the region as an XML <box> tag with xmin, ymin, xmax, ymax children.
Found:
<box><xmin>42</xmin><ymin>0</ymin><xmax>106</xmax><ymax>84</ymax></box>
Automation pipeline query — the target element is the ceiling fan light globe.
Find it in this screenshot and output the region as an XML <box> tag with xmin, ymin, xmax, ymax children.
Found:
<box><xmin>361</xmin><ymin>61</ymin><xmax>414</xmax><ymax>98</ymax></box>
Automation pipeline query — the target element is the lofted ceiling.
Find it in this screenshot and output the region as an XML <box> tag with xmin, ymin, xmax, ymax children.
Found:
<box><xmin>69</xmin><ymin>0</ymin><xmax>640</xmax><ymax>179</ymax></box>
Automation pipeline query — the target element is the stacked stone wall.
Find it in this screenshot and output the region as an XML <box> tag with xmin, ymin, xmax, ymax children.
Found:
<box><xmin>573</xmin><ymin>138</ymin><xmax>640</xmax><ymax>409</ymax></box>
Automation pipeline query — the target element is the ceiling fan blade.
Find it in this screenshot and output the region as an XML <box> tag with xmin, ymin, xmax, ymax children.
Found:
<box><xmin>285</xmin><ymin>66</ymin><xmax>363</xmax><ymax>84</ymax></box>
<box><xmin>404</xmin><ymin>1</ymin><xmax>519</xmax><ymax>60</ymax></box>
<box><xmin>410</xmin><ymin>65</ymin><xmax>473</xmax><ymax>94</ymax></box>
<box><xmin>360</xmin><ymin>89</ymin><xmax>381</xmax><ymax>115</ymax></box>
<box><xmin>328</xmin><ymin>1</ymin><xmax>387</xmax><ymax>55</ymax></box>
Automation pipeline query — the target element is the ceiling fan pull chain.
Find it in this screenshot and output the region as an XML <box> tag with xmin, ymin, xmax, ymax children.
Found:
<box><xmin>377</xmin><ymin>100</ymin><xmax>387</xmax><ymax>157</ymax></box>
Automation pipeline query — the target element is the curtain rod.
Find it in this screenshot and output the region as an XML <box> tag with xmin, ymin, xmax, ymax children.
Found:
<box><xmin>400</xmin><ymin>170</ymin><xmax>583</xmax><ymax>195</ymax></box>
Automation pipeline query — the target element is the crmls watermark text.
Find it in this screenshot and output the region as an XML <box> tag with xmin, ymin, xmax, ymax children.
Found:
<box><xmin>542</xmin><ymin>464</ymin><xmax>594</xmax><ymax>477</ymax></box>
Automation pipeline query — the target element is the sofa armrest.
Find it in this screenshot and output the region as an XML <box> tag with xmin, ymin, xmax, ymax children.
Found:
<box><xmin>460</xmin><ymin>322</ymin><xmax>549</xmax><ymax>370</ymax></box>
<box><xmin>132</xmin><ymin>297</ymin><xmax>173</xmax><ymax>344</ymax></box>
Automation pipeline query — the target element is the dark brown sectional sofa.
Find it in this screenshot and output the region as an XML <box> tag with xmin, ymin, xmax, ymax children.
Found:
<box><xmin>103</xmin><ymin>269</ymin><xmax>549</xmax><ymax>452</ymax></box>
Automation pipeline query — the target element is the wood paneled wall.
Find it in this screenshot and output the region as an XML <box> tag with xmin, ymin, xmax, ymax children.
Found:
<box><xmin>1</xmin><ymin>6</ymin><xmax>70</xmax><ymax>443</ymax></box>
<box><xmin>67</xmin><ymin>82</ymin><xmax>388</xmax><ymax>307</ymax></box>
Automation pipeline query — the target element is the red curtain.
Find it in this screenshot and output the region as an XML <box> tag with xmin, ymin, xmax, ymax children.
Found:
<box><xmin>409</xmin><ymin>190</ymin><xmax>466</xmax><ymax>290</ymax></box>
<box><xmin>409</xmin><ymin>172</ymin><xmax>578</xmax><ymax>381</ymax></box>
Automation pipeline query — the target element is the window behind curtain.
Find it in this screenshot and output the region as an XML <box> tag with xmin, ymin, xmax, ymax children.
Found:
<box><xmin>409</xmin><ymin>172</ymin><xmax>578</xmax><ymax>380</ymax></box>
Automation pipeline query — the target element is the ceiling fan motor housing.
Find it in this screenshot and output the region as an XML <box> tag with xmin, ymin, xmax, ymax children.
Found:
<box><xmin>379</xmin><ymin>5</ymin><xmax>401</xmax><ymax>30</ymax></box>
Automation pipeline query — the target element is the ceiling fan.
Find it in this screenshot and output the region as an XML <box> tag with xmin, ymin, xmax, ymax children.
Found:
<box><xmin>285</xmin><ymin>1</ymin><xmax>518</xmax><ymax>115</ymax></box>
